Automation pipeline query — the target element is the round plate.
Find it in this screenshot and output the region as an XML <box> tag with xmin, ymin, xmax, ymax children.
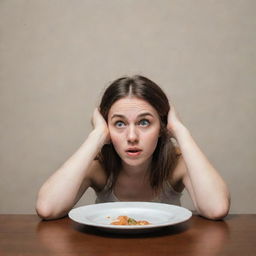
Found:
<box><xmin>68</xmin><ymin>202</ymin><xmax>192</xmax><ymax>233</ymax></box>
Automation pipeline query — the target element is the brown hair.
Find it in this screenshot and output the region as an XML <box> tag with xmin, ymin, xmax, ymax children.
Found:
<box><xmin>97</xmin><ymin>75</ymin><xmax>179</xmax><ymax>192</ymax></box>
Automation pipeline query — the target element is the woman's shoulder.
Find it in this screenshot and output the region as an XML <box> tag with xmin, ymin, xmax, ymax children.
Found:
<box><xmin>88</xmin><ymin>160</ymin><xmax>108</xmax><ymax>192</ymax></box>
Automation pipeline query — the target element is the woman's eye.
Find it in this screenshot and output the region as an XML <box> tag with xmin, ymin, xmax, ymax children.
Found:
<box><xmin>139</xmin><ymin>119</ymin><xmax>150</xmax><ymax>127</ymax></box>
<box><xmin>115</xmin><ymin>121</ymin><xmax>125</xmax><ymax>128</ymax></box>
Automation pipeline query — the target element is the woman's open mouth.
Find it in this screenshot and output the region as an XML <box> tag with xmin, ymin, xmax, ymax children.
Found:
<box><xmin>125</xmin><ymin>148</ymin><xmax>142</xmax><ymax>157</ymax></box>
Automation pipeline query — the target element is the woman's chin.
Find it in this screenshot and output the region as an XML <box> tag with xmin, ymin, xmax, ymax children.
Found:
<box><xmin>123</xmin><ymin>161</ymin><xmax>141</xmax><ymax>167</ymax></box>
<box><xmin>121</xmin><ymin>157</ymin><xmax>151</xmax><ymax>168</ymax></box>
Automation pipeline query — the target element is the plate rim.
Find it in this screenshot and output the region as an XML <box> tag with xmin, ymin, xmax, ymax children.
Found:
<box><xmin>68</xmin><ymin>202</ymin><xmax>192</xmax><ymax>230</ymax></box>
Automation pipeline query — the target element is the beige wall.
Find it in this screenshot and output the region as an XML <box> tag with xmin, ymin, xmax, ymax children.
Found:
<box><xmin>0</xmin><ymin>0</ymin><xmax>255</xmax><ymax>214</ymax></box>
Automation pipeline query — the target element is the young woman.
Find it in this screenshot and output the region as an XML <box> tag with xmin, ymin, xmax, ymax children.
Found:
<box><xmin>36</xmin><ymin>75</ymin><xmax>230</xmax><ymax>220</ymax></box>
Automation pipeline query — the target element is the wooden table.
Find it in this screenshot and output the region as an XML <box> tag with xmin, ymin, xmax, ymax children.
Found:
<box><xmin>0</xmin><ymin>214</ymin><xmax>255</xmax><ymax>256</ymax></box>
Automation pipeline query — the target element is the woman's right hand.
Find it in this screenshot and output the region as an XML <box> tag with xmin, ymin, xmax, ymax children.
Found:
<box><xmin>91</xmin><ymin>108</ymin><xmax>110</xmax><ymax>145</ymax></box>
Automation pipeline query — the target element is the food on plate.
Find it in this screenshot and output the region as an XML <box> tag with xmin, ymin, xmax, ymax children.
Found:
<box><xmin>110</xmin><ymin>215</ymin><xmax>150</xmax><ymax>225</ymax></box>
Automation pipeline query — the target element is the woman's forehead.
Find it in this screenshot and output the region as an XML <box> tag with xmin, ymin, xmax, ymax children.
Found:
<box><xmin>108</xmin><ymin>97</ymin><xmax>158</xmax><ymax>118</ymax></box>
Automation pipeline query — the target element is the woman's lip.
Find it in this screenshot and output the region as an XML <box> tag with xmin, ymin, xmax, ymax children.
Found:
<box><xmin>126</xmin><ymin>151</ymin><xmax>142</xmax><ymax>157</ymax></box>
<box><xmin>125</xmin><ymin>148</ymin><xmax>142</xmax><ymax>157</ymax></box>
<box><xmin>125</xmin><ymin>148</ymin><xmax>142</xmax><ymax>152</ymax></box>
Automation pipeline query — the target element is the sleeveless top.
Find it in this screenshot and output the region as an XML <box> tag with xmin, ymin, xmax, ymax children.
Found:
<box><xmin>95</xmin><ymin>175</ymin><xmax>182</xmax><ymax>205</ymax></box>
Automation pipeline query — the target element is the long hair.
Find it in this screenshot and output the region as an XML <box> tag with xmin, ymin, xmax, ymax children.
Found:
<box><xmin>97</xmin><ymin>75</ymin><xmax>180</xmax><ymax>192</ymax></box>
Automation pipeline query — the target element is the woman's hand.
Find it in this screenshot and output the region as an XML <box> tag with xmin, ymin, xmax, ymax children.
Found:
<box><xmin>167</xmin><ymin>103</ymin><xmax>187</xmax><ymax>138</ymax></box>
<box><xmin>91</xmin><ymin>108</ymin><xmax>110</xmax><ymax>145</ymax></box>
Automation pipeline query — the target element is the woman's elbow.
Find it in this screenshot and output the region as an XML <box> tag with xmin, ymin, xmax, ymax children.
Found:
<box><xmin>208</xmin><ymin>205</ymin><xmax>230</xmax><ymax>220</ymax></box>
<box><xmin>36</xmin><ymin>202</ymin><xmax>54</xmax><ymax>220</ymax></box>
<box><xmin>36</xmin><ymin>200</ymin><xmax>66</xmax><ymax>220</ymax></box>
<box><xmin>200</xmin><ymin>198</ymin><xmax>231</xmax><ymax>220</ymax></box>
<box><xmin>206</xmin><ymin>200</ymin><xmax>230</xmax><ymax>220</ymax></box>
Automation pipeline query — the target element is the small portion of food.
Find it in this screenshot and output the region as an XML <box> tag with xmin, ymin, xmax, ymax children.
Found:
<box><xmin>110</xmin><ymin>216</ymin><xmax>150</xmax><ymax>225</ymax></box>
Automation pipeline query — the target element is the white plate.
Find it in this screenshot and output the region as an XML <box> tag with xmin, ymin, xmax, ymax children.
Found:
<box><xmin>68</xmin><ymin>202</ymin><xmax>192</xmax><ymax>233</ymax></box>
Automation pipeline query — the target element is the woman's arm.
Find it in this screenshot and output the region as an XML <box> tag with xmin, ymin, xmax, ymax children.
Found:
<box><xmin>36</xmin><ymin>108</ymin><xmax>109</xmax><ymax>220</ymax></box>
<box><xmin>168</xmin><ymin>104</ymin><xmax>231</xmax><ymax>220</ymax></box>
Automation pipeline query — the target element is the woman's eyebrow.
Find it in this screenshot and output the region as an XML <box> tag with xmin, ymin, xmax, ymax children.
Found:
<box><xmin>137</xmin><ymin>112</ymin><xmax>154</xmax><ymax>118</ymax></box>
<box><xmin>111</xmin><ymin>114</ymin><xmax>126</xmax><ymax>120</ymax></box>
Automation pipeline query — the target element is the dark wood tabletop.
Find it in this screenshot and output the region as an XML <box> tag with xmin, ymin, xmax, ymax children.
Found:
<box><xmin>0</xmin><ymin>214</ymin><xmax>255</xmax><ymax>256</ymax></box>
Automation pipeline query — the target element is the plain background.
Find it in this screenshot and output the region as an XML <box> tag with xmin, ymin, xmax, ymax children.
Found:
<box><xmin>0</xmin><ymin>0</ymin><xmax>255</xmax><ymax>214</ymax></box>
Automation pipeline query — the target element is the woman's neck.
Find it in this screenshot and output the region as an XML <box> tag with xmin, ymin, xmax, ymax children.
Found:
<box><xmin>114</xmin><ymin>158</ymin><xmax>156</xmax><ymax>201</ymax></box>
<box><xmin>121</xmin><ymin>158</ymin><xmax>151</xmax><ymax>179</ymax></box>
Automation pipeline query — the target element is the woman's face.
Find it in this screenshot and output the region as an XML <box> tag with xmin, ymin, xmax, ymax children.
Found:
<box><xmin>107</xmin><ymin>97</ymin><xmax>161</xmax><ymax>167</ymax></box>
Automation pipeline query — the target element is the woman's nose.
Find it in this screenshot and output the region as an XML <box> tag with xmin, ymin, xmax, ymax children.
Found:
<box><xmin>127</xmin><ymin>125</ymin><xmax>139</xmax><ymax>143</ymax></box>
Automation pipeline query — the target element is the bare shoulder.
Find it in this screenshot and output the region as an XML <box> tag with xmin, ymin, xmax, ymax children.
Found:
<box><xmin>168</xmin><ymin>155</ymin><xmax>187</xmax><ymax>192</ymax></box>
<box><xmin>87</xmin><ymin>160</ymin><xmax>108</xmax><ymax>192</ymax></box>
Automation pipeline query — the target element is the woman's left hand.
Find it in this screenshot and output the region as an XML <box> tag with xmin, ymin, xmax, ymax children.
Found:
<box><xmin>167</xmin><ymin>103</ymin><xmax>186</xmax><ymax>138</ymax></box>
